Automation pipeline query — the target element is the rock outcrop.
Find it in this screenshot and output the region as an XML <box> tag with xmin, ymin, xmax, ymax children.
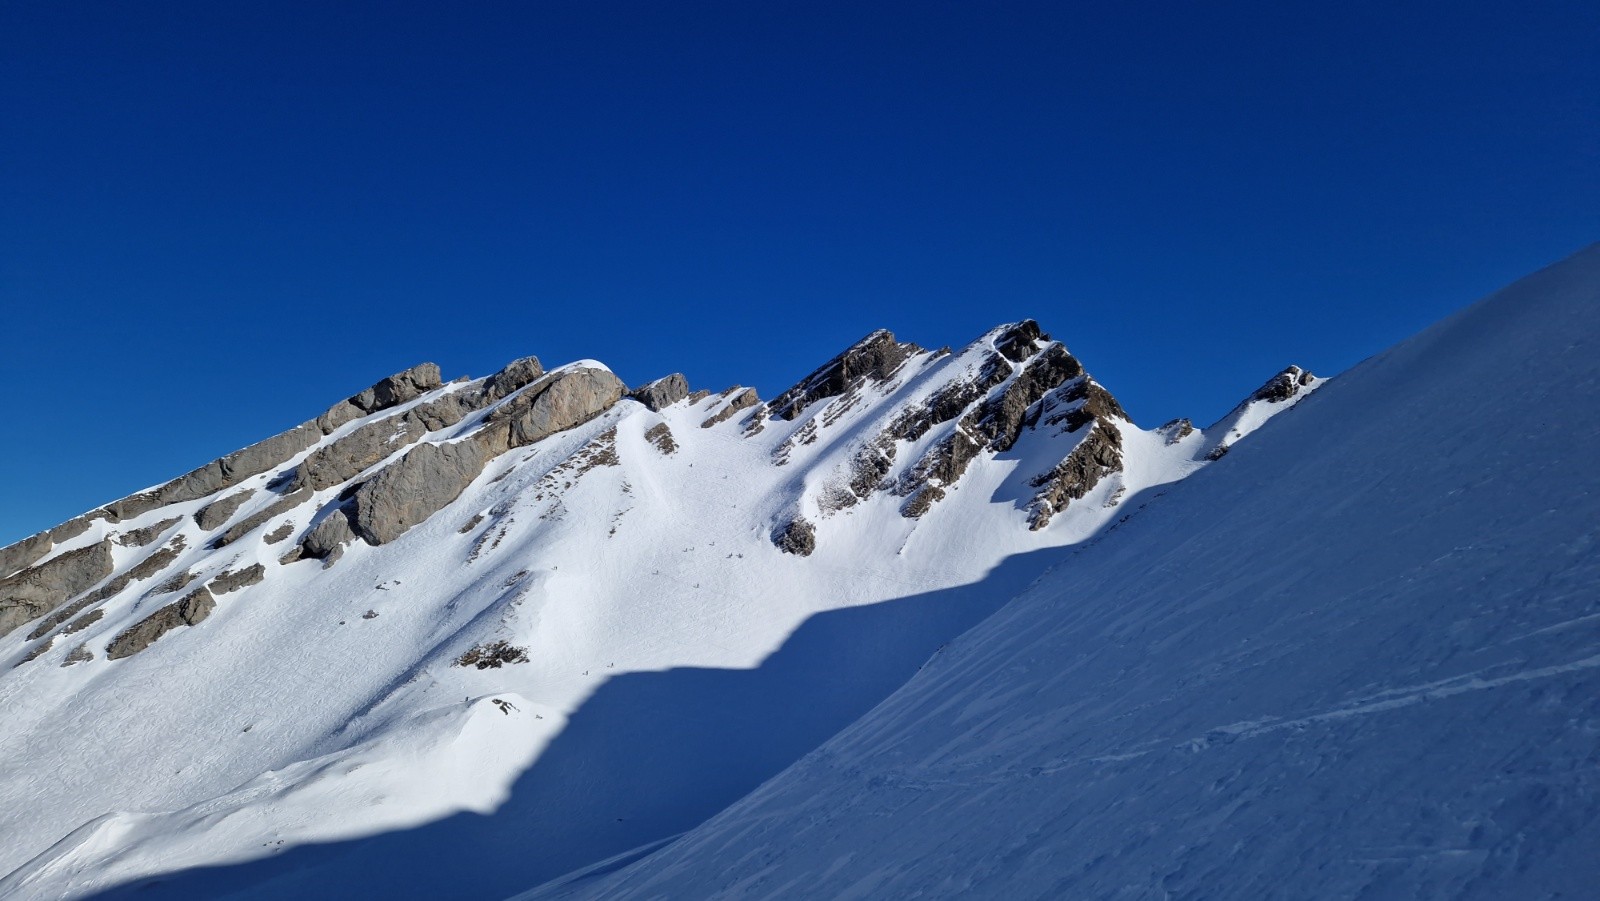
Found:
<box><xmin>209</xmin><ymin>564</ymin><xmax>265</xmax><ymax>595</ymax></box>
<box><xmin>767</xmin><ymin>330</ymin><xmax>920</xmax><ymax>421</ymax></box>
<box><xmin>479</xmin><ymin>356</ymin><xmax>545</xmax><ymax>404</ymax></box>
<box><xmin>195</xmin><ymin>489</ymin><xmax>255</xmax><ymax>531</ymax></box>
<box><xmin>0</xmin><ymin>539</ymin><xmax>114</xmax><ymax>638</ymax></box>
<box><xmin>105</xmin><ymin>422</ymin><xmax>324</xmax><ymax>522</ymax></box>
<box><xmin>1027</xmin><ymin>420</ymin><xmax>1125</xmax><ymax>529</ymax></box>
<box><xmin>25</xmin><ymin>536</ymin><xmax>189</xmax><ymax>642</ymax></box>
<box><xmin>700</xmin><ymin>388</ymin><xmax>760</xmax><ymax>428</ymax></box>
<box><xmin>105</xmin><ymin>586</ymin><xmax>216</xmax><ymax>660</ymax></box>
<box><xmin>0</xmin><ymin>533</ymin><xmax>54</xmax><ymax>582</ymax></box>
<box><xmin>478</xmin><ymin>367</ymin><xmax>626</xmax><ymax>454</ymax></box>
<box><xmin>645</xmin><ymin>423</ymin><xmax>678</xmax><ymax>455</ymax></box>
<box><xmin>897</xmin><ymin>336</ymin><xmax>1123</xmax><ymax>519</ymax></box>
<box><xmin>350</xmin><ymin>363</ymin><xmax>443</xmax><ymax>416</ymax></box>
<box><xmin>628</xmin><ymin>374</ymin><xmax>690</xmax><ymax>411</ymax></box>
<box><xmin>349</xmin><ymin>441</ymin><xmax>491</xmax><ymax>546</ymax></box>
<box><xmin>1250</xmin><ymin>365</ymin><xmax>1318</xmax><ymax>404</ymax></box>
<box><xmin>301</xmin><ymin>508</ymin><xmax>358</xmax><ymax>563</ymax></box>
<box><xmin>772</xmin><ymin>517</ymin><xmax>817</xmax><ymax>556</ymax></box>
<box><xmin>211</xmin><ymin>487</ymin><xmax>313</xmax><ymax>549</ymax></box>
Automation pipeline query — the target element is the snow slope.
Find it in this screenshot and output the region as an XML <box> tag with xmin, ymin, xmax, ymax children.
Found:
<box><xmin>0</xmin><ymin>322</ymin><xmax>1301</xmax><ymax>898</ymax></box>
<box><xmin>518</xmin><ymin>244</ymin><xmax>1600</xmax><ymax>898</ymax></box>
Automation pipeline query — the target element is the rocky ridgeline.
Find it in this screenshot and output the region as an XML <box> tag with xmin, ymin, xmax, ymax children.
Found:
<box><xmin>0</xmin><ymin>357</ymin><xmax>625</xmax><ymax>658</ymax></box>
<box><xmin>755</xmin><ymin>321</ymin><xmax>1137</xmax><ymax>550</ymax></box>
<box><xmin>2</xmin><ymin>322</ymin><xmax>1316</xmax><ymax>660</ymax></box>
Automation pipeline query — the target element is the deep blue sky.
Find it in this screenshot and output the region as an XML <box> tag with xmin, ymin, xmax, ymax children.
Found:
<box><xmin>2</xmin><ymin>1</ymin><xmax>1596</xmax><ymax>544</ymax></box>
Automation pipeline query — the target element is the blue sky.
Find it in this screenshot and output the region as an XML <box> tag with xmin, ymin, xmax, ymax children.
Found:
<box><xmin>2</xmin><ymin>1</ymin><xmax>1596</xmax><ymax>544</ymax></box>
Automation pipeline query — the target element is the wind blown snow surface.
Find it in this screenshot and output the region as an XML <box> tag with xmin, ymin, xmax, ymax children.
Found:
<box><xmin>518</xmin><ymin>246</ymin><xmax>1600</xmax><ymax>898</ymax></box>
<box><xmin>0</xmin><ymin>321</ymin><xmax>1302</xmax><ymax>898</ymax></box>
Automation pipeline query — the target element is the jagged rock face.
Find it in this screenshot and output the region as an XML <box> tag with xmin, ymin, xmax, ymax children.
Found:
<box><xmin>1028</xmin><ymin>420</ymin><xmax>1124</xmax><ymax>529</ymax></box>
<box><xmin>105</xmin><ymin>586</ymin><xmax>215</xmax><ymax>660</ymax></box>
<box><xmin>1251</xmin><ymin>365</ymin><xmax>1318</xmax><ymax>404</ymax></box>
<box><xmin>349</xmin><ymin>441</ymin><xmax>490</xmax><ymax>546</ymax></box>
<box><xmin>0</xmin><ymin>539</ymin><xmax>114</xmax><ymax>638</ymax></box>
<box><xmin>897</xmin><ymin>341</ymin><xmax>1114</xmax><ymax>516</ymax></box>
<box><xmin>768</xmin><ymin>330</ymin><xmax>920</xmax><ymax>421</ymax></box>
<box><xmin>629</xmin><ymin>374</ymin><xmax>690</xmax><ymax>411</ymax></box>
<box><xmin>700</xmin><ymin>388</ymin><xmax>760</xmax><ymax>428</ymax></box>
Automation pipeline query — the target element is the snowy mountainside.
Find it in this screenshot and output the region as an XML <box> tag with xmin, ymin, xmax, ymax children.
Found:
<box><xmin>519</xmin><ymin>244</ymin><xmax>1600</xmax><ymax>899</ymax></box>
<box><xmin>0</xmin><ymin>320</ymin><xmax>1312</xmax><ymax>898</ymax></box>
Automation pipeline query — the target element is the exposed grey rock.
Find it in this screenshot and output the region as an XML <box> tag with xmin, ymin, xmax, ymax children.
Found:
<box><xmin>263</xmin><ymin>522</ymin><xmax>294</xmax><ymax>545</ymax></box>
<box><xmin>316</xmin><ymin>400</ymin><xmax>365</xmax><ymax>435</ymax></box>
<box><xmin>17</xmin><ymin>636</ymin><xmax>54</xmax><ymax>666</ymax></box>
<box><xmin>210</xmin><ymin>563</ymin><xmax>265</xmax><ymax>594</ymax></box>
<box><xmin>645</xmin><ymin>422</ymin><xmax>678</xmax><ymax>455</ymax></box>
<box><xmin>407</xmin><ymin>393</ymin><xmax>473</xmax><ymax>432</ymax></box>
<box><xmin>351</xmin><ymin>363</ymin><xmax>442</xmax><ymax>414</ymax></box>
<box><xmin>116</xmin><ymin>517</ymin><xmax>181</xmax><ymax>548</ymax></box>
<box><xmin>900</xmin><ymin>485</ymin><xmax>945</xmax><ymax>519</ymax></box>
<box><xmin>48</xmin><ymin>514</ymin><xmax>99</xmax><ymax>544</ymax></box>
<box><xmin>105</xmin><ymin>586</ymin><xmax>215</xmax><ymax>660</ymax></box>
<box><xmin>1206</xmin><ymin>443</ymin><xmax>1232</xmax><ymax>461</ymax></box>
<box><xmin>27</xmin><ymin>536</ymin><xmax>188</xmax><ymax>640</ymax></box>
<box><xmin>195</xmin><ymin>489</ymin><xmax>256</xmax><ymax>530</ymax></box>
<box><xmin>62</xmin><ymin>608</ymin><xmax>103</xmax><ymax>635</ymax></box>
<box><xmin>1250</xmin><ymin>365</ymin><xmax>1317</xmax><ymax>404</ymax></box>
<box><xmin>0</xmin><ymin>533</ymin><xmax>54</xmax><ymax>581</ymax></box>
<box><xmin>1160</xmin><ymin>418</ymin><xmax>1196</xmax><ymax>444</ymax></box>
<box><xmin>479</xmin><ymin>356</ymin><xmax>545</xmax><ymax>404</ymax></box>
<box><xmin>454</xmin><ymin>640</ymin><xmax>530</xmax><ymax>669</ymax></box>
<box><xmin>151</xmin><ymin>568</ymin><xmax>198</xmax><ymax>597</ymax></box>
<box><xmin>480</xmin><ymin>367</ymin><xmax>627</xmax><ymax>454</ymax></box>
<box><xmin>628</xmin><ymin>374</ymin><xmax>690</xmax><ymax>411</ymax></box>
<box><xmin>700</xmin><ymin>388</ymin><xmax>760</xmax><ymax>429</ymax></box>
<box><xmin>211</xmin><ymin>487</ymin><xmax>313</xmax><ymax>549</ymax></box>
<box><xmin>60</xmin><ymin>644</ymin><xmax>92</xmax><ymax>667</ymax></box>
<box><xmin>104</xmin><ymin>421</ymin><xmax>322</xmax><ymax>521</ymax></box>
<box><xmin>301</xmin><ymin>508</ymin><xmax>357</xmax><ymax>561</ymax></box>
<box><xmin>1028</xmin><ymin>420</ymin><xmax>1125</xmax><ymax>530</ymax></box>
<box><xmin>349</xmin><ymin>441</ymin><xmax>491</xmax><ymax>546</ymax></box>
<box><xmin>295</xmin><ymin>414</ymin><xmax>429</xmax><ymax>491</ymax></box>
<box><xmin>0</xmin><ymin>539</ymin><xmax>114</xmax><ymax>639</ymax></box>
<box><xmin>899</xmin><ymin>345</ymin><xmax>1095</xmax><ymax>513</ymax></box>
<box><xmin>768</xmin><ymin>330</ymin><xmax>920</xmax><ymax>421</ymax></box>
<box><xmin>773</xmin><ymin>517</ymin><xmax>816</xmax><ymax>556</ymax></box>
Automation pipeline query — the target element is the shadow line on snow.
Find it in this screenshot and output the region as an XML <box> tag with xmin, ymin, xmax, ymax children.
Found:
<box><xmin>84</xmin><ymin>497</ymin><xmax>1159</xmax><ymax>900</ymax></box>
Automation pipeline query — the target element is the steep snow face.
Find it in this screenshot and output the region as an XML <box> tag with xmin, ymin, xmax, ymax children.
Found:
<box><xmin>0</xmin><ymin>322</ymin><xmax>1297</xmax><ymax>898</ymax></box>
<box><xmin>519</xmin><ymin>245</ymin><xmax>1600</xmax><ymax>900</ymax></box>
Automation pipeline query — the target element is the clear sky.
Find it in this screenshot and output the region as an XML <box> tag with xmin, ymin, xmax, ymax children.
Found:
<box><xmin>2</xmin><ymin>1</ymin><xmax>1596</xmax><ymax>545</ymax></box>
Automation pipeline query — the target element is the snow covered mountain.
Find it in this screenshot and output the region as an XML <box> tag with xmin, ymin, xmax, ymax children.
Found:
<box><xmin>0</xmin><ymin>319</ymin><xmax>1316</xmax><ymax>898</ymax></box>
<box><xmin>517</xmin><ymin>244</ymin><xmax>1600</xmax><ymax>899</ymax></box>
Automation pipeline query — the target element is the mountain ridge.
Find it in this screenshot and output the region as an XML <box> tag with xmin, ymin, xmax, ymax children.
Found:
<box><xmin>0</xmin><ymin>317</ymin><xmax>1319</xmax><ymax>898</ymax></box>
